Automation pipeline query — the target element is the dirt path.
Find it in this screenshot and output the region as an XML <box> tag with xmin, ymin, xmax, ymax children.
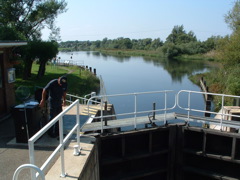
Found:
<box><xmin>58</xmin><ymin>65</ymin><xmax>76</xmax><ymax>75</ymax></box>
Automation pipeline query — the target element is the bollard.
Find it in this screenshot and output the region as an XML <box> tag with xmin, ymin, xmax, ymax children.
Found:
<box><xmin>89</xmin><ymin>67</ymin><xmax>92</xmax><ymax>72</ymax></box>
<box><xmin>94</xmin><ymin>68</ymin><xmax>96</xmax><ymax>75</ymax></box>
<box><xmin>104</xmin><ymin>101</ymin><xmax>108</xmax><ymax>126</ymax></box>
<box><xmin>73</xmin><ymin>145</ymin><xmax>80</xmax><ymax>156</ymax></box>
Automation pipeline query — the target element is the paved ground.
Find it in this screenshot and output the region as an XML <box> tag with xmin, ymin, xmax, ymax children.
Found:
<box><xmin>0</xmin><ymin>116</ymin><xmax>57</xmax><ymax>180</ymax></box>
<box><xmin>0</xmin><ymin>107</ymin><xmax>95</xmax><ymax>180</ymax></box>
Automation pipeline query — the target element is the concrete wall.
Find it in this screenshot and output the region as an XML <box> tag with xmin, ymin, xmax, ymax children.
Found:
<box><xmin>78</xmin><ymin>142</ymin><xmax>100</xmax><ymax>180</ymax></box>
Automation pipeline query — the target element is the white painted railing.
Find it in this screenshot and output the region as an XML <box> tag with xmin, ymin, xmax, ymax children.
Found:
<box><xmin>28</xmin><ymin>99</ymin><xmax>80</xmax><ymax>180</ymax></box>
<box><xmin>66</xmin><ymin>93</ymin><xmax>87</xmax><ymax>104</ymax></box>
<box><xmin>12</xmin><ymin>164</ymin><xmax>45</xmax><ymax>180</ymax></box>
<box><xmin>87</xmin><ymin>90</ymin><xmax>177</xmax><ymax>132</ymax></box>
<box><xmin>177</xmin><ymin>90</ymin><xmax>240</xmax><ymax>129</ymax></box>
<box><xmin>66</xmin><ymin>92</ymin><xmax>100</xmax><ymax>105</ymax></box>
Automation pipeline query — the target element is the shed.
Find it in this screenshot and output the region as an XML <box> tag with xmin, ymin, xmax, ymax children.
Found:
<box><xmin>0</xmin><ymin>41</ymin><xmax>27</xmax><ymax>119</ymax></box>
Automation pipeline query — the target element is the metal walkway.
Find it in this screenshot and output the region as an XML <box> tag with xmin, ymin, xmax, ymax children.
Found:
<box><xmin>81</xmin><ymin>112</ymin><xmax>240</xmax><ymax>132</ymax></box>
<box><xmin>81</xmin><ymin>113</ymin><xmax>176</xmax><ymax>132</ymax></box>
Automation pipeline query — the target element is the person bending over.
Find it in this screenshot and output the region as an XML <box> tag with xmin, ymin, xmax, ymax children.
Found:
<box><xmin>39</xmin><ymin>76</ymin><xmax>67</xmax><ymax>138</ymax></box>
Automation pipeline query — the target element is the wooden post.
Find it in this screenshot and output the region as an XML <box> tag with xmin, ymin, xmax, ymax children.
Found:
<box><xmin>205</xmin><ymin>100</ymin><xmax>211</xmax><ymax>117</ymax></box>
<box><xmin>104</xmin><ymin>101</ymin><xmax>108</xmax><ymax>126</ymax></box>
<box><xmin>153</xmin><ymin>102</ymin><xmax>156</xmax><ymax>120</ymax></box>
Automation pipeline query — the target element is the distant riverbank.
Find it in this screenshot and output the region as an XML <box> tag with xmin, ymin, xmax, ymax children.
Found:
<box><xmin>59</xmin><ymin>48</ymin><xmax>216</xmax><ymax>62</ymax></box>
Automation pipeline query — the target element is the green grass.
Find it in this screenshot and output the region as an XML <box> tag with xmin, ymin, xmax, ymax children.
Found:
<box><xmin>15</xmin><ymin>62</ymin><xmax>100</xmax><ymax>98</ymax></box>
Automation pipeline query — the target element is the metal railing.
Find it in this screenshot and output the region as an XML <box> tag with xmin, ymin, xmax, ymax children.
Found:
<box><xmin>66</xmin><ymin>93</ymin><xmax>87</xmax><ymax>104</ymax></box>
<box><xmin>66</xmin><ymin>92</ymin><xmax>100</xmax><ymax>105</ymax></box>
<box><xmin>28</xmin><ymin>99</ymin><xmax>80</xmax><ymax>180</ymax></box>
<box><xmin>177</xmin><ymin>90</ymin><xmax>240</xmax><ymax>129</ymax></box>
<box><xmin>12</xmin><ymin>164</ymin><xmax>45</xmax><ymax>180</ymax></box>
<box><xmin>87</xmin><ymin>90</ymin><xmax>177</xmax><ymax>132</ymax></box>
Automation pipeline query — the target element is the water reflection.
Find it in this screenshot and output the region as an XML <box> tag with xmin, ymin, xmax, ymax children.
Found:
<box><xmin>162</xmin><ymin>59</ymin><xmax>208</xmax><ymax>83</ymax></box>
<box><xmin>90</xmin><ymin>51</ymin><xmax>210</xmax><ymax>83</ymax></box>
<box><xmin>99</xmin><ymin>52</ymin><xmax>131</xmax><ymax>62</ymax></box>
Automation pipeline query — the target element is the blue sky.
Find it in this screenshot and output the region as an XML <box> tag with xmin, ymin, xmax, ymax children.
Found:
<box><xmin>42</xmin><ymin>0</ymin><xmax>236</xmax><ymax>42</ymax></box>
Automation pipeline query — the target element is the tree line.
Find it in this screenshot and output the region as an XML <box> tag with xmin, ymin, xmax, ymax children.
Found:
<box><xmin>1</xmin><ymin>0</ymin><xmax>240</xmax><ymax>95</ymax></box>
<box><xmin>59</xmin><ymin>25</ymin><xmax>221</xmax><ymax>58</ymax></box>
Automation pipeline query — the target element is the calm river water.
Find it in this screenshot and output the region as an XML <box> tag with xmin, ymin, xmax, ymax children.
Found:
<box><xmin>58</xmin><ymin>51</ymin><xmax>212</xmax><ymax>123</ymax></box>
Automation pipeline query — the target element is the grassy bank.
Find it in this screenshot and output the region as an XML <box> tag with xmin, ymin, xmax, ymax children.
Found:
<box><xmin>15</xmin><ymin>62</ymin><xmax>100</xmax><ymax>99</ymax></box>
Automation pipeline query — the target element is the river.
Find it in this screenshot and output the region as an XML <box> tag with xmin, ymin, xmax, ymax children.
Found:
<box><xmin>58</xmin><ymin>51</ymin><xmax>212</xmax><ymax>124</ymax></box>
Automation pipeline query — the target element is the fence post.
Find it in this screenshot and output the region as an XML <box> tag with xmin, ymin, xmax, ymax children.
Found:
<box><xmin>134</xmin><ymin>93</ymin><xmax>137</xmax><ymax>130</ymax></box>
<box><xmin>74</xmin><ymin>100</ymin><xmax>81</xmax><ymax>156</ymax></box>
<box><xmin>28</xmin><ymin>141</ymin><xmax>36</xmax><ymax>180</ymax></box>
<box><xmin>152</xmin><ymin>102</ymin><xmax>156</xmax><ymax>120</ymax></box>
<box><xmin>59</xmin><ymin>116</ymin><xmax>66</xmax><ymax>177</ymax></box>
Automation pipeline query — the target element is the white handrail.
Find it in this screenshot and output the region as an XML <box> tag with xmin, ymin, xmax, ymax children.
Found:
<box><xmin>177</xmin><ymin>90</ymin><xmax>240</xmax><ymax>128</ymax></box>
<box><xmin>12</xmin><ymin>164</ymin><xmax>45</xmax><ymax>180</ymax></box>
<box><xmin>66</xmin><ymin>93</ymin><xmax>87</xmax><ymax>104</ymax></box>
<box><xmin>87</xmin><ymin>90</ymin><xmax>177</xmax><ymax>132</ymax></box>
<box><xmin>28</xmin><ymin>99</ymin><xmax>80</xmax><ymax>180</ymax></box>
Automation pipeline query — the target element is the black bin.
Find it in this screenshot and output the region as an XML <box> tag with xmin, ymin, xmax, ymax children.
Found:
<box><xmin>13</xmin><ymin>104</ymin><xmax>42</xmax><ymax>143</ymax></box>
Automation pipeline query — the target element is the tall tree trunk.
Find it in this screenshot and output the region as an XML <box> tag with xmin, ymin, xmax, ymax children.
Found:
<box><xmin>37</xmin><ymin>60</ymin><xmax>47</xmax><ymax>79</ymax></box>
<box><xmin>23</xmin><ymin>59</ymin><xmax>33</xmax><ymax>80</ymax></box>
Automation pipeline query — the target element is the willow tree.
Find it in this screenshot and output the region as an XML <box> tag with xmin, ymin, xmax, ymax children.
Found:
<box><xmin>0</xmin><ymin>0</ymin><xmax>67</xmax><ymax>79</ymax></box>
<box><xmin>21</xmin><ymin>41</ymin><xmax>59</xmax><ymax>79</ymax></box>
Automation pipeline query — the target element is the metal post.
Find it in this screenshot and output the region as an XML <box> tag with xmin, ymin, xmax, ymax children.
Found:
<box><xmin>28</xmin><ymin>141</ymin><xmax>36</xmax><ymax>180</ymax></box>
<box><xmin>59</xmin><ymin>116</ymin><xmax>66</xmax><ymax>177</ymax></box>
<box><xmin>104</xmin><ymin>101</ymin><xmax>108</xmax><ymax>126</ymax></box>
<box><xmin>164</xmin><ymin>91</ymin><xmax>167</xmax><ymax>124</ymax></box>
<box><xmin>101</xmin><ymin>98</ymin><xmax>103</xmax><ymax>133</ymax></box>
<box><xmin>187</xmin><ymin>92</ymin><xmax>191</xmax><ymax>122</ymax></box>
<box><xmin>220</xmin><ymin>95</ymin><xmax>225</xmax><ymax>131</ymax></box>
<box><xmin>134</xmin><ymin>94</ymin><xmax>137</xmax><ymax>130</ymax></box>
<box><xmin>76</xmin><ymin>100</ymin><xmax>81</xmax><ymax>153</ymax></box>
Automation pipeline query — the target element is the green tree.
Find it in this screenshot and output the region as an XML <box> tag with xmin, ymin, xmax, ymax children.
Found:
<box><xmin>36</xmin><ymin>41</ymin><xmax>59</xmax><ymax>78</ymax></box>
<box><xmin>150</xmin><ymin>38</ymin><xmax>163</xmax><ymax>50</ymax></box>
<box><xmin>166</xmin><ymin>25</ymin><xmax>197</xmax><ymax>44</ymax></box>
<box><xmin>225</xmin><ymin>0</ymin><xmax>240</xmax><ymax>32</ymax></box>
<box><xmin>217</xmin><ymin>30</ymin><xmax>240</xmax><ymax>65</ymax></box>
<box><xmin>20</xmin><ymin>41</ymin><xmax>58</xmax><ymax>79</ymax></box>
<box><xmin>0</xmin><ymin>0</ymin><xmax>67</xmax><ymax>40</ymax></box>
<box><xmin>0</xmin><ymin>0</ymin><xmax>67</xmax><ymax>79</ymax></box>
<box><xmin>202</xmin><ymin>36</ymin><xmax>221</xmax><ymax>52</ymax></box>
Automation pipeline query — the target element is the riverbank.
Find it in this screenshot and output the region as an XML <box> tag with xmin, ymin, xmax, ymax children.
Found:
<box><xmin>62</xmin><ymin>48</ymin><xmax>215</xmax><ymax>62</ymax></box>
<box><xmin>15</xmin><ymin>62</ymin><xmax>100</xmax><ymax>98</ymax></box>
